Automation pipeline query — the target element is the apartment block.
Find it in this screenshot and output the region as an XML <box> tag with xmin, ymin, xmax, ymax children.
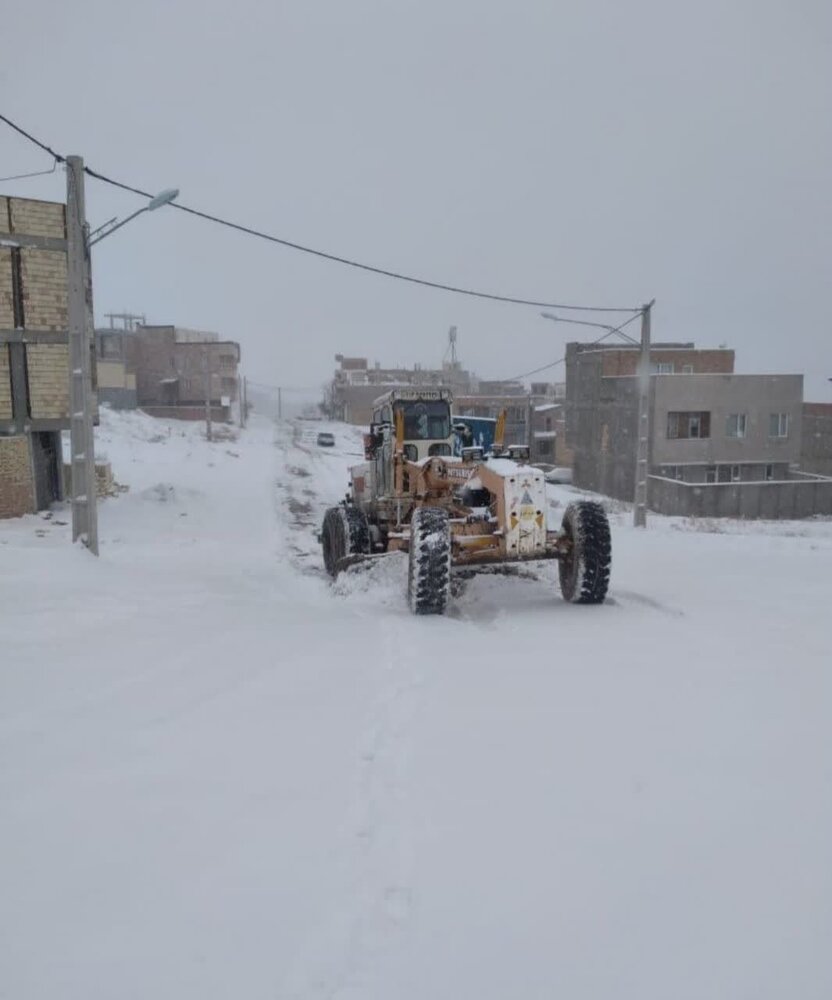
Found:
<box><xmin>565</xmin><ymin>340</ymin><xmax>831</xmax><ymax>518</ymax></box>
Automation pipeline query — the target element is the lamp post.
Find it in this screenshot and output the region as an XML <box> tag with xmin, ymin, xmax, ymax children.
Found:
<box><xmin>65</xmin><ymin>158</ymin><xmax>177</xmax><ymax>555</ymax></box>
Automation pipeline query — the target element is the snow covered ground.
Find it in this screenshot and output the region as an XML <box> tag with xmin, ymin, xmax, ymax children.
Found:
<box><xmin>1</xmin><ymin>409</ymin><xmax>830</xmax><ymax>999</ymax></box>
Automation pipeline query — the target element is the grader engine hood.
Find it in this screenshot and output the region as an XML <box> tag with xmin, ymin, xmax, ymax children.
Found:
<box><xmin>479</xmin><ymin>460</ymin><xmax>548</xmax><ymax>557</ymax></box>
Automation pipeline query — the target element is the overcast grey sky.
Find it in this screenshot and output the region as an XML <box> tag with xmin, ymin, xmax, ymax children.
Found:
<box><xmin>2</xmin><ymin>0</ymin><xmax>830</xmax><ymax>398</ymax></box>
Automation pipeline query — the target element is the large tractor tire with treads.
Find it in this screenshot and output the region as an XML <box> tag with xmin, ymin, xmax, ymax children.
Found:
<box><xmin>408</xmin><ymin>507</ymin><xmax>452</xmax><ymax>615</ymax></box>
<box><xmin>322</xmin><ymin>505</ymin><xmax>370</xmax><ymax>577</ymax></box>
<box><xmin>558</xmin><ymin>501</ymin><xmax>611</xmax><ymax>604</ymax></box>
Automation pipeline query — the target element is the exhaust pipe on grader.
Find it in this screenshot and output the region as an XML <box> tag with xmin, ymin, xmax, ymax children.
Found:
<box><xmin>321</xmin><ymin>389</ymin><xmax>611</xmax><ymax>614</ymax></box>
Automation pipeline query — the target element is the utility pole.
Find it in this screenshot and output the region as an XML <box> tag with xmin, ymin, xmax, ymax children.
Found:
<box><xmin>66</xmin><ymin>155</ymin><xmax>98</xmax><ymax>555</ymax></box>
<box><xmin>203</xmin><ymin>345</ymin><xmax>213</xmax><ymax>442</ymax></box>
<box><xmin>277</xmin><ymin>386</ymin><xmax>282</xmax><ymax>420</ymax></box>
<box><xmin>238</xmin><ymin>374</ymin><xmax>246</xmax><ymax>428</ymax></box>
<box><xmin>527</xmin><ymin>392</ymin><xmax>534</xmax><ymax>455</ymax></box>
<box><xmin>633</xmin><ymin>300</ymin><xmax>655</xmax><ymax>528</ymax></box>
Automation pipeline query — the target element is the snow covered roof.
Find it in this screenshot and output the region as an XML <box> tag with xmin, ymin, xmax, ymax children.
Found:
<box><xmin>534</xmin><ymin>403</ymin><xmax>561</xmax><ymax>412</ymax></box>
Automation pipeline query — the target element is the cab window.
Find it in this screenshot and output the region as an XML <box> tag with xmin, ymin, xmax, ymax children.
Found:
<box><xmin>398</xmin><ymin>401</ymin><xmax>450</xmax><ymax>441</ymax></box>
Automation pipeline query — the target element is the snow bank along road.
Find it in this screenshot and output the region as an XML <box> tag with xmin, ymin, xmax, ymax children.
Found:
<box><xmin>2</xmin><ymin>410</ymin><xmax>830</xmax><ymax>999</ymax></box>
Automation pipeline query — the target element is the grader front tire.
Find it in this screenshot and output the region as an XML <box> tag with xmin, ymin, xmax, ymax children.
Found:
<box><xmin>407</xmin><ymin>507</ymin><xmax>452</xmax><ymax>615</ymax></box>
<box><xmin>558</xmin><ymin>501</ymin><xmax>611</xmax><ymax>604</ymax></box>
<box><xmin>322</xmin><ymin>506</ymin><xmax>370</xmax><ymax>578</ymax></box>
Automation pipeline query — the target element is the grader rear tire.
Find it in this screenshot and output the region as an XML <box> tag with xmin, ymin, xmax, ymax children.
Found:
<box><xmin>322</xmin><ymin>505</ymin><xmax>370</xmax><ymax>577</ymax></box>
<box><xmin>408</xmin><ymin>507</ymin><xmax>452</xmax><ymax>615</ymax></box>
<box><xmin>558</xmin><ymin>501</ymin><xmax>611</xmax><ymax>604</ymax></box>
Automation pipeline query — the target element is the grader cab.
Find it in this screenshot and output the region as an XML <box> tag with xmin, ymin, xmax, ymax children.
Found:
<box><xmin>320</xmin><ymin>389</ymin><xmax>611</xmax><ymax>614</ymax></box>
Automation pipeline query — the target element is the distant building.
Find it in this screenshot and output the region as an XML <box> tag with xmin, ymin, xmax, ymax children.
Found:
<box><xmin>326</xmin><ymin>354</ymin><xmax>472</xmax><ymax>425</ymax></box>
<box><xmin>95</xmin><ymin>327</ymin><xmax>138</xmax><ymax>409</ymax></box>
<box><xmin>133</xmin><ymin>325</ymin><xmax>241</xmax><ymax>422</ymax></box>
<box><xmin>564</xmin><ymin>341</ymin><xmax>832</xmax><ymax>518</ymax></box>
<box><xmin>1</xmin><ymin>195</ymin><xmax>85</xmax><ymax>518</ymax></box>
<box><xmin>325</xmin><ymin>353</ymin><xmax>562</xmax><ymax>448</ymax></box>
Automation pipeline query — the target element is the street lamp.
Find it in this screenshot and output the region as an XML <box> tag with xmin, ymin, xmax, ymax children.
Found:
<box><xmin>88</xmin><ymin>187</ymin><xmax>179</xmax><ymax>246</ymax></box>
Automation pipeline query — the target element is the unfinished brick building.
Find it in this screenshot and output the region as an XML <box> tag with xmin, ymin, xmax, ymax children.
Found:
<box><xmin>1</xmin><ymin>196</ymin><xmax>82</xmax><ymax>518</ymax></box>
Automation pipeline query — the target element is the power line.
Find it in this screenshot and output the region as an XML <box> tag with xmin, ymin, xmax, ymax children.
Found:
<box><xmin>0</xmin><ymin>111</ymin><xmax>640</xmax><ymax>314</ymax></box>
<box><xmin>508</xmin><ymin>310</ymin><xmax>643</xmax><ymax>381</ymax></box>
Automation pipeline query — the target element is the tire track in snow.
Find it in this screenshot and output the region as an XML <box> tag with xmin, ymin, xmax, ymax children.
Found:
<box><xmin>280</xmin><ymin>615</ymin><xmax>423</xmax><ymax>999</ymax></box>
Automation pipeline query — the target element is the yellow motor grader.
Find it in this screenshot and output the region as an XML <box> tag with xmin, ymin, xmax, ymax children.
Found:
<box><xmin>321</xmin><ymin>389</ymin><xmax>611</xmax><ymax>614</ymax></box>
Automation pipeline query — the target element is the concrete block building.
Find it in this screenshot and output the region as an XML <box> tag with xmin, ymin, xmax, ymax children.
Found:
<box><xmin>95</xmin><ymin>327</ymin><xmax>138</xmax><ymax>409</ymax></box>
<box><xmin>801</xmin><ymin>403</ymin><xmax>832</xmax><ymax>477</ymax></box>
<box><xmin>132</xmin><ymin>325</ymin><xmax>241</xmax><ymax>421</ymax></box>
<box><xmin>1</xmin><ymin>195</ymin><xmax>83</xmax><ymax>518</ymax></box>
<box><xmin>565</xmin><ymin>341</ymin><xmax>832</xmax><ymax>518</ymax></box>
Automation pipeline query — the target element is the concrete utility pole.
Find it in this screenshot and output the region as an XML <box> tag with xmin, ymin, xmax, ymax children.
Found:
<box><xmin>66</xmin><ymin>155</ymin><xmax>99</xmax><ymax>555</ymax></box>
<box><xmin>632</xmin><ymin>300</ymin><xmax>655</xmax><ymax>528</ymax></box>
<box><xmin>238</xmin><ymin>374</ymin><xmax>246</xmax><ymax>428</ymax></box>
<box><xmin>203</xmin><ymin>345</ymin><xmax>213</xmax><ymax>442</ymax></box>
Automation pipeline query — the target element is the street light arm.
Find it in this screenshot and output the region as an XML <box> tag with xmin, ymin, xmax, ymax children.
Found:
<box><xmin>87</xmin><ymin>188</ymin><xmax>178</xmax><ymax>247</ymax></box>
<box><xmin>88</xmin><ymin>206</ymin><xmax>148</xmax><ymax>247</ymax></box>
<box><xmin>540</xmin><ymin>310</ymin><xmax>640</xmax><ymax>346</ymax></box>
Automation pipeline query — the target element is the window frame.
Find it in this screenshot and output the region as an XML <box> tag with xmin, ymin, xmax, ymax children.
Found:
<box><xmin>769</xmin><ymin>412</ymin><xmax>789</xmax><ymax>438</ymax></box>
<box><xmin>726</xmin><ymin>413</ymin><xmax>747</xmax><ymax>439</ymax></box>
<box><xmin>667</xmin><ymin>411</ymin><xmax>711</xmax><ymax>440</ymax></box>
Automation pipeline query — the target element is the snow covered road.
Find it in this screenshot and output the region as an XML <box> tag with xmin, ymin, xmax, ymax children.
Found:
<box><xmin>2</xmin><ymin>411</ymin><xmax>830</xmax><ymax>999</ymax></box>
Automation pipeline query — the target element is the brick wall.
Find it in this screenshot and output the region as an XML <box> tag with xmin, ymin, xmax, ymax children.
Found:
<box><xmin>0</xmin><ymin>246</ymin><xmax>15</xmax><ymax>328</ymax></box>
<box><xmin>0</xmin><ymin>434</ymin><xmax>35</xmax><ymax>518</ymax></box>
<box><xmin>27</xmin><ymin>344</ymin><xmax>70</xmax><ymax>418</ymax></box>
<box><xmin>7</xmin><ymin>198</ymin><xmax>66</xmax><ymax>239</ymax></box>
<box><xmin>0</xmin><ymin>345</ymin><xmax>12</xmax><ymax>420</ymax></box>
<box><xmin>20</xmin><ymin>248</ymin><xmax>68</xmax><ymax>330</ymax></box>
<box><xmin>600</xmin><ymin>348</ymin><xmax>735</xmax><ymax>376</ymax></box>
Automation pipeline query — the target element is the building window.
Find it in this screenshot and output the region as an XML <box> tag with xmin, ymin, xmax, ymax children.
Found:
<box><xmin>681</xmin><ymin>364</ymin><xmax>694</xmax><ymax>374</ymax></box>
<box><xmin>221</xmin><ymin>377</ymin><xmax>236</xmax><ymax>391</ymax></box>
<box><xmin>706</xmin><ymin>465</ymin><xmax>717</xmax><ymax>483</ymax></box>
<box><xmin>765</xmin><ymin>464</ymin><xmax>774</xmax><ymax>481</ymax></box>
<box><xmin>667</xmin><ymin>411</ymin><xmax>711</xmax><ymax>439</ymax></box>
<box><xmin>653</xmin><ymin>362</ymin><xmax>675</xmax><ymax>374</ymax></box>
<box><xmin>730</xmin><ymin>464</ymin><xmax>741</xmax><ymax>482</ymax></box>
<box><xmin>98</xmin><ymin>334</ymin><xmax>122</xmax><ymax>360</ymax></box>
<box><xmin>726</xmin><ymin>413</ymin><xmax>747</xmax><ymax>438</ymax></box>
<box><xmin>769</xmin><ymin>413</ymin><xmax>789</xmax><ymax>438</ymax></box>
<box><xmin>537</xmin><ymin>439</ymin><xmax>553</xmax><ymax>456</ymax></box>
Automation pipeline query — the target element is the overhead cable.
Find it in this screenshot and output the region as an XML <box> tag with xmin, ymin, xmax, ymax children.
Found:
<box><xmin>0</xmin><ymin>112</ymin><xmax>640</xmax><ymax>313</ymax></box>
